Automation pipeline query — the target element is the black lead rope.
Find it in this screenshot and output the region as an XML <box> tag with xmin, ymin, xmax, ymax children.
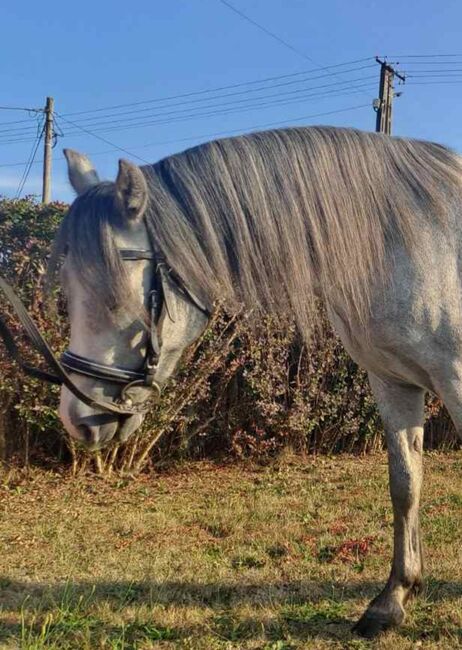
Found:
<box><xmin>0</xmin><ymin>276</ymin><xmax>62</xmax><ymax>385</ymax></box>
<box><xmin>0</xmin><ymin>313</ymin><xmax>62</xmax><ymax>385</ymax></box>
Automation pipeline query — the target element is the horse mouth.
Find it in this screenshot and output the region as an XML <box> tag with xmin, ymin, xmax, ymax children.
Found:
<box><xmin>71</xmin><ymin>413</ymin><xmax>144</xmax><ymax>450</ymax></box>
<box><xmin>117</xmin><ymin>413</ymin><xmax>145</xmax><ymax>442</ymax></box>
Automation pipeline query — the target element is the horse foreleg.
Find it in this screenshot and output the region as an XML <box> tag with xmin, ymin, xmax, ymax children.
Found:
<box><xmin>353</xmin><ymin>373</ymin><xmax>424</xmax><ymax>638</ymax></box>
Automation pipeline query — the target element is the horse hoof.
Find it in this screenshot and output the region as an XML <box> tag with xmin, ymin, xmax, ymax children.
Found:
<box><xmin>352</xmin><ymin>608</ymin><xmax>403</xmax><ymax>639</ymax></box>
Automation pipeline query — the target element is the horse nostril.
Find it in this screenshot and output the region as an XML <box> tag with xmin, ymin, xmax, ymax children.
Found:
<box><xmin>74</xmin><ymin>418</ymin><xmax>119</xmax><ymax>448</ymax></box>
<box><xmin>77</xmin><ymin>424</ymin><xmax>94</xmax><ymax>444</ymax></box>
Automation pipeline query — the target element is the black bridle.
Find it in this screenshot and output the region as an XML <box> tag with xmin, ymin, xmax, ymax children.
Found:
<box><xmin>0</xmin><ymin>248</ymin><xmax>211</xmax><ymax>416</ymax></box>
<box><xmin>60</xmin><ymin>248</ymin><xmax>162</xmax><ymax>411</ymax></box>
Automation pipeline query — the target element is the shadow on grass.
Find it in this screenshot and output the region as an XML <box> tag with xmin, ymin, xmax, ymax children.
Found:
<box><xmin>1</xmin><ymin>577</ymin><xmax>462</xmax><ymax>646</ymax></box>
<box><xmin>0</xmin><ymin>576</ymin><xmax>382</xmax><ymax>608</ymax></box>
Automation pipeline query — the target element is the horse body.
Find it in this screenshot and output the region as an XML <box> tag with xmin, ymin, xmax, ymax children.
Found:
<box><xmin>52</xmin><ymin>127</ymin><xmax>462</xmax><ymax>637</ymax></box>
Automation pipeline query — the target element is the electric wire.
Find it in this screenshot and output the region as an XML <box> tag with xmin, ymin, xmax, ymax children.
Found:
<box><xmin>0</xmin><ymin>105</ymin><xmax>42</xmax><ymax>112</ymax></box>
<box><xmin>404</xmin><ymin>70</ymin><xmax>462</xmax><ymax>75</ymax></box>
<box><xmin>5</xmin><ymin>54</ymin><xmax>462</xmax><ymax>192</ymax></box>
<box><xmin>61</xmin><ymin>57</ymin><xmax>373</xmax><ymax>118</ymax></box>
<box><xmin>406</xmin><ymin>80</ymin><xmax>462</xmax><ymax>85</ymax></box>
<box><xmin>397</xmin><ymin>61</ymin><xmax>462</xmax><ymax>65</ymax></box>
<box><xmin>386</xmin><ymin>53</ymin><xmax>462</xmax><ymax>58</ymax></box>
<box><xmin>56</xmin><ymin>63</ymin><xmax>377</xmax><ymax>127</ymax></box>
<box><xmin>0</xmin><ymin>73</ymin><xmax>377</xmax><ymax>143</ymax></box>
<box><xmin>54</xmin><ymin>113</ymin><xmax>150</xmax><ymax>164</ymax></box>
<box><xmin>0</xmin><ymin>116</ymin><xmax>41</xmax><ymax>127</ymax></box>
<box><xmin>217</xmin><ymin>0</ymin><xmax>373</xmax><ymax>103</ymax></box>
<box><xmin>55</xmin><ymin>77</ymin><xmax>377</xmax><ymax>137</ymax></box>
<box><xmin>15</xmin><ymin>121</ymin><xmax>45</xmax><ymax>198</ymax></box>
<box><xmin>0</xmin><ymin>77</ymin><xmax>377</xmax><ymax>145</ymax></box>
<box><xmin>217</xmin><ymin>0</ymin><xmax>321</xmax><ymax>65</ymax></box>
<box><xmin>0</xmin><ymin>103</ymin><xmax>370</xmax><ymax>169</ymax></box>
<box><xmin>0</xmin><ymin>63</ymin><xmax>376</xmax><ymax>139</ymax></box>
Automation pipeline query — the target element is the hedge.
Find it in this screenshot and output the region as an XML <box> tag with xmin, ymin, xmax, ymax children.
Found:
<box><xmin>0</xmin><ymin>198</ymin><xmax>457</xmax><ymax>473</ymax></box>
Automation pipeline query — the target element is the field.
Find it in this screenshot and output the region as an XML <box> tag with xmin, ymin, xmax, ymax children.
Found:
<box><xmin>1</xmin><ymin>453</ymin><xmax>462</xmax><ymax>649</ymax></box>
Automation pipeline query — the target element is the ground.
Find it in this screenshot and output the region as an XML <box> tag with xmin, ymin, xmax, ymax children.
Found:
<box><xmin>1</xmin><ymin>452</ymin><xmax>462</xmax><ymax>649</ymax></box>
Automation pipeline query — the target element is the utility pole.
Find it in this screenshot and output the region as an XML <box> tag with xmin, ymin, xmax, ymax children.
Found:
<box><xmin>42</xmin><ymin>96</ymin><xmax>54</xmax><ymax>203</ymax></box>
<box><xmin>374</xmin><ymin>58</ymin><xmax>405</xmax><ymax>135</ymax></box>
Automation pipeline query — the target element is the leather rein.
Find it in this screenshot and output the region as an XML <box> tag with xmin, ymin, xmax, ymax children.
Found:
<box><xmin>0</xmin><ymin>248</ymin><xmax>211</xmax><ymax>416</ymax></box>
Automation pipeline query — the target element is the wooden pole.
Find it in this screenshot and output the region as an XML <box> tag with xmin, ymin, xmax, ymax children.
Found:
<box><xmin>375</xmin><ymin>58</ymin><xmax>405</xmax><ymax>135</ymax></box>
<box><xmin>42</xmin><ymin>96</ymin><xmax>54</xmax><ymax>203</ymax></box>
<box><xmin>375</xmin><ymin>61</ymin><xmax>388</xmax><ymax>133</ymax></box>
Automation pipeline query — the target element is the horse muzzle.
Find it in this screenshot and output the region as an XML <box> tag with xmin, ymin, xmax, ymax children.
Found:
<box><xmin>59</xmin><ymin>386</ymin><xmax>148</xmax><ymax>449</ymax></box>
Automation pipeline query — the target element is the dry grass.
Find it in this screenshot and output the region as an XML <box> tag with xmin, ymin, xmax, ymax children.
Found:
<box><xmin>1</xmin><ymin>452</ymin><xmax>462</xmax><ymax>648</ymax></box>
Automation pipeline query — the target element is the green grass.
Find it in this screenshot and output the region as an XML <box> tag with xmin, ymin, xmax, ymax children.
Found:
<box><xmin>1</xmin><ymin>452</ymin><xmax>462</xmax><ymax>648</ymax></box>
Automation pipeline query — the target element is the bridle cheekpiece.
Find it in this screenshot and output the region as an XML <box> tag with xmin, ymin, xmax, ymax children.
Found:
<box><xmin>60</xmin><ymin>248</ymin><xmax>163</xmax><ymax>411</ymax></box>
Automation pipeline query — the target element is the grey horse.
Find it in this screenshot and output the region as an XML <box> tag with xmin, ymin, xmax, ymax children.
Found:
<box><xmin>51</xmin><ymin>126</ymin><xmax>462</xmax><ymax>638</ymax></box>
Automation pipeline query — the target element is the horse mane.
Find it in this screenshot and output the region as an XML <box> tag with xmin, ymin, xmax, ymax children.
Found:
<box><xmin>49</xmin><ymin>126</ymin><xmax>462</xmax><ymax>338</ymax></box>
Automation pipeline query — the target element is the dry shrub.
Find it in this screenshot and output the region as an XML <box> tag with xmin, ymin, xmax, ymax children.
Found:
<box><xmin>0</xmin><ymin>198</ymin><xmax>458</xmax><ymax>474</ymax></box>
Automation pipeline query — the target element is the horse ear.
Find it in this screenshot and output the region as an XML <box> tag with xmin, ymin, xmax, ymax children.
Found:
<box><xmin>63</xmin><ymin>149</ymin><xmax>100</xmax><ymax>195</ymax></box>
<box><xmin>115</xmin><ymin>159</ymin><xmax>148</xmax><ymax>222</ymax></box>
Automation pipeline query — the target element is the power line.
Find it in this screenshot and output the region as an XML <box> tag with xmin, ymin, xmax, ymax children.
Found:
<box><xmin>58</xmin><ymin>64</ymin><xmax>376</xmax><ymax>127</ymax></box>
<box><xmin>0</xmin><ymin>102</ymin><xmax>370</xmax><ymax>169</ymax></box>
<box><xmin>216</xmin><ymin>0</ymin><xmax>372</xmax><ymax>103</ymax></box>
<box><xmin>1</xmin><ymin>54</ymin><xmax>460</xmax><ymax>136</ymax></box>
<box><xmin>217</xmin><ymin>0</ymin><xmax>320</xmax><ymax>65</ymax></box>
<box><xmin>55</xmin><ymin>113</ymin><xmax>150</xmax><ymax>164</ymax></box>
<box><xmin>0</xmin><ymin>77</ymin><xmax>377</xmax><ymax>145</ymax></box>
<box><xmin>2</xmin><ymin>84</ymin><xmax>375</xmax><ymax>147</ymax></box>
<box><xmin>61</xmin><ymin>57</ymin><xmax>373</xmax><ymax>118</ymax></box>
<box><xmin>385</xmin><ymin>53</ymin><xmax>462</xmax><ymax>58</ymax></box>
<box><xmin>406</xmin><ymin>75</ymin><xmax>462</xmax><ymax>80</ymax></box>
<box><xmin>55</xmin><ymin>77</ymin><xmax>376</xmax><ymax>136</ymax></box>
<box><xmin>15</xmin><ymin>121</ymin><xmax>45</xmax><ymax>199</ymax></box>
<box><xmin>50</xmin><ymin>85</ymin><xmax>375</xmax><ymax>142</ymax></box>
<box><xmin>405</xmin><ymin>69</ymin><xmax>462</xmax><ymax>75</ymax></box>
<box><xmin>0</xmin><ymin>105</ymin><xmax>42</xmax><ymax>113</ymax></box>
<box><xmin>406</xmin><ymin>80</ymin><xmax>462</xmax><ymax>85</ymax></box>
<box><xmin>121</xmin><ymin>102</ymin><xmax>371</xmax><ymax>146</ymax></box>
<box><xmin>0</xmin><ymin>75</ymin><xmax>375</xmax><ymax>141</ymax></box>
<box><xmin>0</xmin><ymin>116</ymin><xmax>40</xmax><ymax>127</ymax></box>
<box><xmin>5</xmin><ymin>54</ymin><xmax>462</xmax><ymax>197</ymax></box>
<box><xmin>397</xmin><ymin>61</ymin><xmax>462</xmax><ymax>65</ymax></box>
<box><xmin>0</xmin><ymin>62</ymin><xmax>376</xmax><ymax>139</ymax></box>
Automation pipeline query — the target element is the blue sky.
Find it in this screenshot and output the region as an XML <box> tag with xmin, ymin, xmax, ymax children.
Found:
<box><xmin>1</xmin><ymin>0</ymin><xmax>462</xmax><ymax>203</ymax></box>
